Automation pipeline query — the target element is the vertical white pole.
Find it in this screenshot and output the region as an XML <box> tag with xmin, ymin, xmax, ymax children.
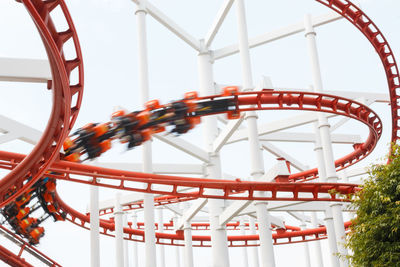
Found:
<box><xmin>235</xmin><ymin>1</ymin><xmax>275</xmax><ymax>266</ymax></box>
<box><xmin>311</xmin><ymin>213</ymin><xmax>324</xmax><ymax>267</ymax></box>
<box><xmin>300</xmin><ymin>220</ymin><xmax>311</xmax><ymax>267</ymax></box>
<box><xmin>183</xmin><ymin>221</ymin><xmax>194</xmax><ymax>267</ymax></box>
<box><xmin>90</xmin><ymin>179</ymin><xmax>100</xmax><ymax>267</ymax></box>
<box><xmin>135</xmin><ymin>3</ymin><xmax>157</xmax><ymax>267</ymax></box>
<box><xmin>248</xmin><ymin>216</ymin><xmax>260</xmax><ymax>267</ymax></box>
<box><xmin>123</xmin><ymin>213</ymin><xmax>129</xmax><ymax>267</ymax></box>
<box><xmin>239</xmin><ymin>218</ymin><xmax>249</xmax><ymax>267</ymax></box>
<box><xmin>304</xmin><ymin>14</ymin><xmax>348</xmax><ymax>267</ymax></box>
<box><xmin>115</xmin><ymin>193</ymin><xmax>125</xmax><ymax>267</ymax></box>
<box><xmin>132</xmin><ymin>212</ymin><xmax>139</xmax><ymax>267</ymax></box>
<box><xmin>157</xmin><ymin>208</ymin><xmax>166</xmax><ymax>267</ymax></box>
<box><xmin>173</xmin><ymin>216</ymin><xmax>181</xmax><ymax>267</ymax></box>
<box><xmin>198</xmin><ymin>42</ymin><xmax>230</xmax><ymax>267</ymax></box>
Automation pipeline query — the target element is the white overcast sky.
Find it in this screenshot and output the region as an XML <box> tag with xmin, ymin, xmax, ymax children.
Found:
<box><xmin>0</xmin><ymin>0</ymin><xmax>400</xmax><ymax>266</ymax></box>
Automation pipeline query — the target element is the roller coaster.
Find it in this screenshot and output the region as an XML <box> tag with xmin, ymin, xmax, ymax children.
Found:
<box><xmin>0</xmin><ymin>0</ymin><xmax>399</xmax><ymax>266</ymax></box>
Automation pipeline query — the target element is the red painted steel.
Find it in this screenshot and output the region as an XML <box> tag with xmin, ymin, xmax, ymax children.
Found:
<box><xmin>0</xmin><ymin>244</ymin><xmax>33</xmax><ymax>267</ymax></box>
<box><xmin>1</xmin><ymin>0</ymin><xmax>399</xmax><ymax>257</ymax></box>
<box><xmin>0</xmin><ymin>0</ymin><xmax>83</xmax><ymax>208</ymax></box>
<box><xmin>0</xmin><ymin>225</ymin><xmax>62</xmax><ymax>267</ymax></box>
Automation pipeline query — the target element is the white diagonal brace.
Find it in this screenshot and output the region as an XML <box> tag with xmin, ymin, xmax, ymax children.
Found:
<box><xmin>213</xmin><ymin>12</ymin><xmax>342</xmax><ymax>60</ymax></box>
<box><xmin>213</xmin><ymin>116</ymin><xmax>245</xmax><ymax>152</ymax></box>
<box><xmin>0</xmin><ymin>133</ymin><xmax>18</xmax><ymax>144</ymax></box>
<box><xmin>0</xmin><ymin>115</ymin><xmax>42</xmax><ymax>145</ymax></box>
<box><xmin>261</xmin><ymin>141</ymin><xmax>308</xmax><ymax>171</ymax></box>
<box><xmin>176</xmin><ymin>199</ymin><xmax>208</xmax><ymax>230</ymax></box>
<box><xmin>219</xmin><ymin>200</ymin><xmax>252</xmax><ymax>226</ymax></box>
<box><xmin>132</xmin><ymin>0</ymin><xmax>201</xmax><ymax>51</ymax></box>
<box><xmin>0</xmin><ymin>57</ymin><xmax>51</xmax><ymax>83</ymax></box>
<box><xmin>228</xmin><ymin>112</ymin><xmax>336</xmax><ymax>144</ymax></box>
<box><xmin>259</xmin><ymin>132</ymin><xmax>362</xmax><ymax>144</ymax></box>
<box><xmin>204</xmin><ymin>0</ymin><xmax>235</xmax><ymax>47</ymax></box>
<box><xmin>154</xmin><ymin>133</ymin><xmax>209</xmax><ymax>162</ymax></box>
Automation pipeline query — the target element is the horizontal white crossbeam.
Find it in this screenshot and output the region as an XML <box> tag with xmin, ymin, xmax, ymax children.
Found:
<box><xmin>0</xmin><ymin>57</ymin><xmax>51</xmax><ymax>83</ymax></box>
<box><xmin>259</xmin><ymin>132</ymin><xmax>362</xmax><ymax>144</ymax></box>
<box><xmin>213</xmin><ymin>12</ymin><xmax>342</xmax><ymax>60</ymax></box>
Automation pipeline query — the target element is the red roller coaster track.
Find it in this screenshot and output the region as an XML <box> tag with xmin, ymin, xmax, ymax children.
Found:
<box><xmin>0</xmin><ymin>0</ymin><xmax>399</xmax><ymax>265</ymax></box>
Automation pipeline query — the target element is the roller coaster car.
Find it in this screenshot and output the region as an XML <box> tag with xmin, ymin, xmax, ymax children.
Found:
<box><xmin>28</xmin><ymin>226</ymin><xmax>44</xmax><ymax>245</ymax></box>
<box><xmin>222</xmin><ymin>86</ymin><xmax>240</xmax><ymax>120</ymax></box>
<box><xmin>145</xmin><ymin>100</ymin><xmax>167</xmax><ymax>133</ymax></box>
<box><xmin>16</xmin><ymin>207</ymin><xmax>30</xmax><ymax>221</ymax></box>
<box><xmin>18</xmin><ymin>217</ymin><xmax>38</xmax><ymax>233</ymax></box>
<box><xmin>126</xmin><ymin>129</ymin><xmax>151</xmax><ymax>149</ymax></box>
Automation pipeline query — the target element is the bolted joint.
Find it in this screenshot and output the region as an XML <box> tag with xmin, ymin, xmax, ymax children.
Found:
<box><xmin>135</xmin><ymin>1</ymin><xmax>147</xmax><ymax>15</ymax></box>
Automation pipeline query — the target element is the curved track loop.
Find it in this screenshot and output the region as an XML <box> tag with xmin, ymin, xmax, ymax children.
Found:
<box><xmin>316</xmin><ymin>0</ymin><xmax>400</xmax><ymax>144</ymax></box>
<box><xmin>1</xmin><ymin>0</ymin><xmax>399</xmax><ymax>252</ymax></box>
<box><xmin>0</xmin><ymin>0</ymin><xmax>83</xmax><ymax>207</ymax></box>
<box><xmin>0</xmin><ymin>150</ymin><xmax>359</xmax><ymax>202</ymax></box>
<box><xmin>57</xmin><ymin>193</ymin><xmax>351</xmax><ymax>247</ymax></box>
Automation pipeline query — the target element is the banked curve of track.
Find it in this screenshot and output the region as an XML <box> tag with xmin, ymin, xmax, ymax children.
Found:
<box><xmin>0</xmin><ymin>0</ymin><xmax>83</xmax><ymax>208</ymax></box>
<box><xmin>1</xmin><ymin>0</ymin><xmax>399</xmax><ymax>252</ymax></box>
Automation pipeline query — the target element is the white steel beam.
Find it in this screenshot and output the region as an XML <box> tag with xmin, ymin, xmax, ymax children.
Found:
<box><xmin>154</xmin><ymin>133</ymin><xmax>209</xmax><ymax>162</ymax></box>
<box><xmin>95</xmin><ymin>162</ymin><xmax>203</xmax><ymax>175</ymax></box>
<box><xmin>219</xmin><ymin>200</ymin><xmax>252</xmax><ymax>226</ymax></box>
<box><xmin>213</xmin><ymin>116</ymin><xmax>245</xmax><ymax>152</ymax></box>
<box><xmin>214</xmin><ymin>12</ymin><xmax>342</xmax><ymax>60</ymax></box>
<box><xmin>261</xmin><ymin>142</ymin><xmax>308</xmax><ymax>171</ymax></box>
<box><xmin>227</xmin><ymin>112</ymin><xmax>325</xmax><ymax>144</ymax></box>
<box><xmin>176</xmin><ymin>199</ymin><xmax>208</xmax><ymax>230</ymax></box>
<box><xmin>0</xmin><ymin>57</ymin><xmax>51</xmax><ymax>83</ymax></box>
<box><xmin>132</xmin><ymin>0</ymin><xmax>201</xmax><ymax>51</ymax></box>
<box><xmin>259</xmin><ymin>132</ymin><xmax>362</xmax><ymax>144</ymax></box>
<box><xmin>204</xmin><ymin>0</ymin><xmax>235</xmax><ymax>47</ymax></box>
<box><xmin>0</xmin><ymin>115</ymin><xmax>42</xmax><ymax>145</ymax></box>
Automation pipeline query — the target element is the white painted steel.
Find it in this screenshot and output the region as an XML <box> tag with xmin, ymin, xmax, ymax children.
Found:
<box><xmin>90</xmin><ymin>179</ymin><xmax>100</xmax><ymax>267</ymax></box>
<box><xmin>0</xmin><ymin>57</ymin><xmax>51</xmax><ymax>83</ymax></box>
<box><xmin>235</xmin><ymin>0</ymin><xmax>275</xmax><ymax>266</ymax></box>
<box><xmin>135</xmin><ymin>3</ymin><xmax>157</xmax><ymax>267</ymax></box>
<box><xmin>304</xmin><ymin>14</ymin><xmax>348</xmax><ymax>266</ymax></box>
<box><xmin>131</xmin><ymin>213</ymin><xmax>139</xmax><ymax>267</ymax></box>
<box><xmin>123</xmin><ymin>213</ymin><xmax>129</xmax><ymax>267</ymax></box>
<box><xmin>300</xmin><ymin>220</ymin><xmax>311</xmax><ymax>267</ymax></box>
<box><xmin>156</xmin><ymin>208</ymin><xmax>165</xmax><ymax>267</ymax></box>
<box><xmin>248</xmin><ymin>216</ymin><xmax>260</xmax><ymax>267</ymax></box>
<box><xmin>205</xmin><ymin>0</ymin><xmax>235</xmax><ymax>47</ymax></box>
<box><xmin>114</xmin><ymin>193</ymin><xmax>124</xmax><ymax>267</ymax></box>
<box><xmin>239</xmin><ymin>218</ymin><xmax>249</xmax><ymax>267</ymax></box>
<box><xmin>214</xmin><ymin>12</ymin><xmax>342</xmax><ymax>60</ymax></box>
<box><xmin>311</xmin><ymin>213</ymin><xmax>324</xmax><ymax>267</ymax></box>
<box><xmin>198</xmin><ymin>45</ymin><xmax>230</xmax><ymax>267</ymax></box>
<box><xmin>177</xmin><ymin>199</ymin><xmax>208</xmax><ymax>230</ymax></box>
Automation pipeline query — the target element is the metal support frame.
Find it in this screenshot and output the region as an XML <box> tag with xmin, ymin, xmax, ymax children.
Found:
<box><xmin>90</xmin><ymin>178</ymin><xmax>100</xmax><ymax>267</ymax></box>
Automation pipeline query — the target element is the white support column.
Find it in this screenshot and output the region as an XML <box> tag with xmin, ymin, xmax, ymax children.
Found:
<box><xmin>123</xmin><ymin>213</ymin><xmax>129</xmax><ymax>267</ymax></box>
<box><xmin>311</xmin><ymin>213</ymin><xmax>324</xmax><ymax>267</ymax></box>
<box><xmin>136</xmin><ymin>3</ymin><xmax>157</xmax><ymax>267</ymax></box>
<box><xmin>157</xmin><ymin>208</ymin><xmax>166</xmax><ymax>267</ymax></box>
<box><xmin>114</xmin><ymin>193</ymin><xmax>124</xmax><ymax>267</ymax></box>
<box><xmin>304</xmin><ymin>14</ymin><xmax>348</xmax><ymax>267</ymax></box>
<box><xmin>300</xmin><ymin>220</ymin><xmax>311</xmax><ymax>267</ymax></box>
<box><xmin>324</xmin><ymin>209</ymin><xmax>340</xmax><ymax>267</ymax></box>
<box><xmin>239</xmin><ymin>218</ymin><xmax>249</xmax><ymax>267</ymax></box>
<box><xmin>198</xmin><ymin>43</ymin><xmax>230</xmax><ymax>267</ymax></box>
<box><xmin>90</xmin><ymin>179</ymin><xmax>100</xmax><ymax>267</ymax></box>
<box><xmin>235</xmin><ymin>1</ymin><xmax>275</xmax><ymax>266</ymax></box>
<box><xmin>248</xmin><ymin>216</ymin><xmax>260</xmax><ymax>267</ymax></box>
<box><xmin>183</xmin><ymin>220</ymin><xmax>194</xmax><ymax>267</ymax></box>
<box><xmin>132</xmin><ymin>212</ymin><xmax>139</xmax><ymax>267</ymax></box>
<box><xmin>173</xmin><ymin>216</ymin><xmax>181</xmax><ymax>267</ymax></box>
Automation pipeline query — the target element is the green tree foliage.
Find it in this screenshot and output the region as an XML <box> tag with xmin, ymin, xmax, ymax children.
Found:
<box><xmin>346</xmin><ymin>147</ymin><xmax>400</xmax><ymax>266</ymax></box>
